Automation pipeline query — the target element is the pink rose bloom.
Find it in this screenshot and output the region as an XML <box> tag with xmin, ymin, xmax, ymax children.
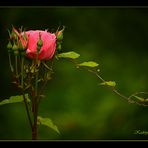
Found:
<box><xmin>24</xmin><ymin>30</ymin><xmax>56</xmax><ymax>60</ymax></box>
<box><xmin>13</xmin><ymin>27</ymin><xmax>56</xmax><ymax>60</ymax></box>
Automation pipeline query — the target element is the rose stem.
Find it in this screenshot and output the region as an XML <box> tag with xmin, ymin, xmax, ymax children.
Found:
<box><xmin>21</xmin><ymin>56</ymin><xmax>33</xmax><ymax>130</ymax></box>
<box><xmin>21</xmin><ymin>57</ymin><xmax>24</xmax><ymax>87</ymax></box>
<box><xmin>8</xmin><ymin>52</ymin><xmax>14</xmax><ymax>72</ymax></box>
<box><xmin>32</xmin><ymin>58</ymin><xmax>39</xmax><ymax>140</ymax></box>
<box><xmin>15</xmin><ymin>55</ymin><xmax>18</xmax><ymax>77</ymax></box>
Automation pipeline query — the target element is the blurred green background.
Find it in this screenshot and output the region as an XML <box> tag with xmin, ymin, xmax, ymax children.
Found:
<box><xmin>0</xmin><ymin>7</ymin><xmax>148</xmax><ymax>140</ymax></box>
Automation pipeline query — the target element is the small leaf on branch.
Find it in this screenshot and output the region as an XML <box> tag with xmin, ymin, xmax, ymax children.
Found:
<box><xmin>99</xmin><ymin>81</ymin><xmax>116</xmax><ymax>87</ymax></box>
<box><xmin>0</xmin><ymin>94</ymin><xmax>30</xmax><ymax>106</ymax></box>
<box><xmin>78</xmin><ymin>61</ymin><xmax>99</xmax><ymax>68</ymax></box>
<box><xmin>37</xmin><ymin>116</ymin><xmax>60</xmax><ymax>134</ymax></box>
<box><xmin>57</xmin><ymin>51</ymin><xmax>80</xmax><ymax>59</ymax></box>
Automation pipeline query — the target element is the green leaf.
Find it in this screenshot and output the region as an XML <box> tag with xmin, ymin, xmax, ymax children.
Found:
<box><xmin>0</xmin><ymin>94</ymin><xmax>30</xmax><ymax>106</ymax></box>
<box><xmin>57</xmin><ymin>51</ymin><xmax>80</xmax><ymax>59</ymax></box>
<box><xmin>37</xmin><ymin>116</ymin><xmax>60</xmax><ymax>134</ymax></box>
<box><xmin>133</xmin><ymin>95</ymin><xmax>145</xmax><ymax>102</ymax></box>
<box><xmin>78</xmin><ymin>61</ymin><xmax>99</xmax><ymax>68</ymax></box>
<box><xmin>99</xmin><ymin>81</ymin><xmax>116</xmax><ymax>87</ymax></box>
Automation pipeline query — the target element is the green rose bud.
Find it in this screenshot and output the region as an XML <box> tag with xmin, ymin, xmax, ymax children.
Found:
<box><xmin>7</xmin><ymin>41</ymin><xmax>12</xmax><ymax>49</ymax></box>
<box><xmin>56</xmin><ymin>26</ymin><xmax>65</xmax><ymax>41</ymax></box>
<box><xmin>37</xmin><ymin>38</ymin><xmax>43</xmax><ymax>48</ymax></box>
<box><xmin>12</xmin><ymin>44</ymin><xmax>18</xmax><ymax>51</ymax></box>
<box><xmin>18</xmin><ymin>41</ymin><xmax>24</xmax><ymax>51</ymax></box>
<box><xmin>57</xmin><ymin>32</ymin><xmax>63</xmax><ymax>41</ymax></box>
<box><xmin>37</xmin><ymin>33</ymin><xmax>43</xmax><ymax>53</ymax></box>
<box><xmin>10</xmin><ymin>32</ymin><xmax>18</xmax><ymax>41</ymax></box>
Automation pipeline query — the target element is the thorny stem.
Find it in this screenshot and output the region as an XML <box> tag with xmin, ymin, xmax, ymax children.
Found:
<box><xmin>32</xmin><ymin>55</ymin><xmax>39</xmax><ymax>140</ymax></box>
<box><xmin>32</xmin><ymin>57</ymin><xmax>54</xmax><ymax>139</ymax></box>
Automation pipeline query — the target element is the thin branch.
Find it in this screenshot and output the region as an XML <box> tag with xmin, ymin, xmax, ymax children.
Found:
<box><xmin>63</xmin><ymin>58</ymin><xmax>148</xmax><ymax>107</ymax></box>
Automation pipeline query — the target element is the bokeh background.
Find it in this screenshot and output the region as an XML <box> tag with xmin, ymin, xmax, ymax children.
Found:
<box><xmin>0</xmin><ymin>7</ymin><xmax>148</xmax><ymax>140</ymax></box>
